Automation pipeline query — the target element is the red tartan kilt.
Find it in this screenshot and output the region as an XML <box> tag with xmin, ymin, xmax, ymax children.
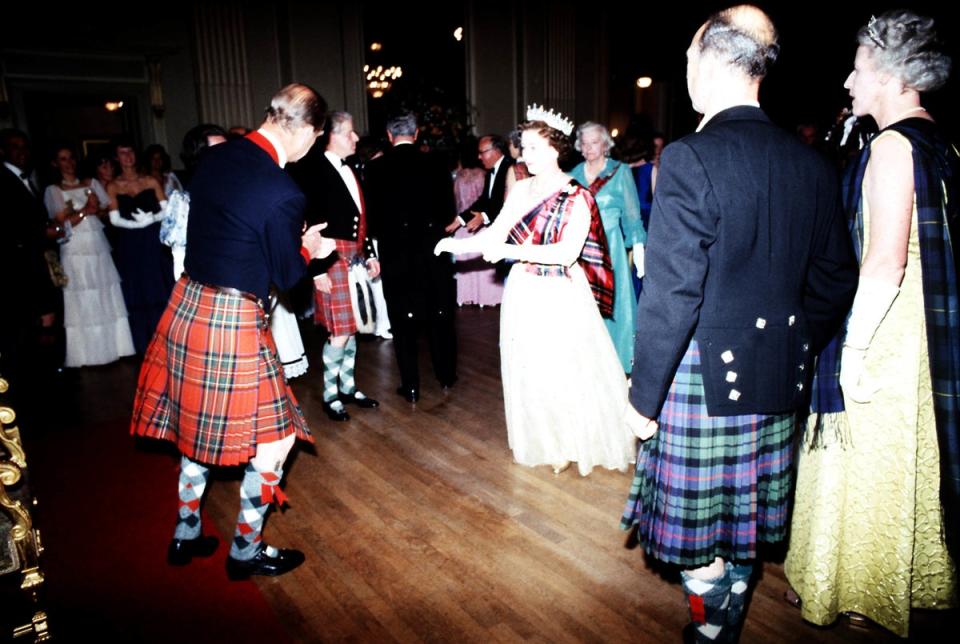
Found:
<box><xmin>315</xmin><ymin>238</ymin><xmax>363</xmax><ymax>336</ymax></box>
<box><xmin>130</xmin><ymin>276</ymin><xmax>312</xmax><ymax>466</ymax></box>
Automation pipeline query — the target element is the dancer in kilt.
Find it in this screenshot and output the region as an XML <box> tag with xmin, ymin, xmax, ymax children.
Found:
<box><xmin>620</xmin><ymin>7</ymin><xmax>859</xmax><ymax>641</ymax></box>
<box><xmin>288</xmin><ymin>111</ymin><xmax>381</xmax><ymax>422</ymax></box>
<box><xmin>131</xmin><ymin>84</ymin><xmax>336</xmax><ymax>579</ymax></box>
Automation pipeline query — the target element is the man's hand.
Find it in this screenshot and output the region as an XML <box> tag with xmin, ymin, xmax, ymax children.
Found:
<box><xmin>314</xmin><ymin>273</ymin><xmax>333</xmax><ymax>293</ymax></box>
<box><xmin>444</xmin><ymin>219</ymin><xmax>462</xmax><ymax>234</ymax></box>
<box><xmin>466</xmin><ymin>211</ymin><xmax>485</xmax><ymax>232</ymax></box>
<box><xmin>366</xmin><ymin>258</ymin><xmax>381</xmax><ymax>279</ymax></box>
<box><xmin>302</xmin><ymin>223</ymin><xmax>335</xmax><ymax>259</ymax></box>
<box><xmin>625</xmin><ymin>402</ymin><xmax>658</xmax><ymax>440</ymax></box>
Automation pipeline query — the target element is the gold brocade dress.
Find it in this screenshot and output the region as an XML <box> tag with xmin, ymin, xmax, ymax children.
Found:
<box><xmin>784</xmin><ymin>131</ymin><xmax>956</xmax><ymax>637</ymax></box>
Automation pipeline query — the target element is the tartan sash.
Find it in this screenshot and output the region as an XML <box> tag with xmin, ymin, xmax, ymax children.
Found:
<box><xmin>506</xmin><ymin>180</ymin><xmax>614</xmax><ymax>317</ymax></box>
<box><xmin>586</xmin><ymin>161</ymin><xmax>623</xmax><ymax>197</ymax></box>
<box><xmin>812</xmin><ymin>118</ymin><xmax>960</xmax><ymax>556</ymax></box>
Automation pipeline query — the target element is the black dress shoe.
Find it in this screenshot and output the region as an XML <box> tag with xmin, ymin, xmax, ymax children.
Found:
<box><xmin>339</xmin><ymin>391</ymin><xmax>380</xmax><ymax>408</ymax></box>
<box><xmin>395</xmin><ymin>386</ymin><xmax>419</xmax><ymax>402</ymax></box>
<box><xmin>322</xmin><ymin>401</ymin><xmax>350</xmax><ymax>421</ymax></box>
<box><xmin>226</xmin><ymin>545</ymin><xmax>306</xmax><ymax>580</ymax></box>
<box><xmin>167</xmin><ymin>535</ymin><xmax>219</xmax><ymax>566</ymax></box>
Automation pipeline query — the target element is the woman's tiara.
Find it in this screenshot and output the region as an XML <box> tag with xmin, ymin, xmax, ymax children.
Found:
<box><xmin>866</xmin><ymin>15</ymin><xmax>886</xmax><ymax>50</ymax></box>
<box><xmin>525</xmin><ymin>104</ymin><xmax>574</xmax><ymax>136</ymax></box>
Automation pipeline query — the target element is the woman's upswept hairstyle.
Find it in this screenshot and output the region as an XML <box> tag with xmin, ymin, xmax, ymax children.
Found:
<box><xmin>857</xmin><ymin>10</ymin><xmax>951</xmax><ymax>93</ymax></box>
<box><xmin>574</xmin><ymin>122</ymin><xmax>615</xmax><ymax>156</ymax></box>
<box><xmin>517</xmin><ymin>120</ymin><xmax>572</xmax><ymax>161</ymax></box>
<box><xmin>265</xmin><ymin>83</ymin><xmax>328</xmax><ymax>132</ymax></box>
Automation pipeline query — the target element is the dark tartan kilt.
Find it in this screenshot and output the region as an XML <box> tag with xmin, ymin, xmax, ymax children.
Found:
<box><xmin>131</xmin><ymin>276</ymin><xmax>312</xmax><ymax>467</ymax></box>
<box><xmin>315</xmin><ymin>238</ymin><xmax>363</xmax><ymax>337</ymax></box>
<box><xmin>621</xmin><ymin>339</ymin><xmax>796</xmax><ymax>567</ymax></box>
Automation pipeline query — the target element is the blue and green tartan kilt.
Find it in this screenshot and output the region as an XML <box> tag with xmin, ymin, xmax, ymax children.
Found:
<box><xmin>621</xmin><ymin>339</ymin><xmax>797</xmax><ymax>567</ymax></box>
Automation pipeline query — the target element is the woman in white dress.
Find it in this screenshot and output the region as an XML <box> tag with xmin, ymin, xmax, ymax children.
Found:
<box><xmin>436</xmin><ymin>109</ymin><xmax>634</xmax><ymax>476</ymax></box>
<box><xmin>44</xmin><ymin>145</ymin><xmax>134</xmax><ymax>366</ymax></box>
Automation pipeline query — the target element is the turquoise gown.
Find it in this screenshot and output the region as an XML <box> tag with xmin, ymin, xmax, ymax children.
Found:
<box><xmin>570</xmin><ymin>159</ymin><xmax>645</xmax><ymax>372</ymax></box>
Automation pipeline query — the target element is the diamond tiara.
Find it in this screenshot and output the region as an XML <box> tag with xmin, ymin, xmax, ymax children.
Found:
<box><xmin>866</xmin><ymin>15</ymin><xmax>886</xmax><ymax>49</ymax></box>
<box><xmin>525</xmin><ymin>104</ymin><xmax>574</xmax><ymax>136</ymax></box>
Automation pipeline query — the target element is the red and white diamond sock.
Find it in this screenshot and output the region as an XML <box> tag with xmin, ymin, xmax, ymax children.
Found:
<box><xmin>173</xmin><ymin>456</ymin><xmax>210</xmax><ymax>540</ymax></box>
<box><xmin>229</xmin><ymin>463</ymin><xmax>286</xmax><ymax>560</ymax></box>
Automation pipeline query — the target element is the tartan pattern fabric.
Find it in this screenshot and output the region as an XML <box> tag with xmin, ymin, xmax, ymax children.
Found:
<box><xmin>173</xmin><ymin>456</ymin><xmax>210</xmax><ymax>540</ymax></box>
<box><xmin>131</xmin><ymin>276</ymin><xmax>312</xmax><ymax>467</ymax></box>
<box><xmin>620</xmin><ymin>340</ymin><xmax>797</xmax><ymax>567</ymax></box>
<box><xmin>680</xmin><ymin>569</ymin><xmax>730</xmax><ymax>642</ymax></box>
<box><xmin>315</xmin><ymin>238</ymin><xmax>363</xmax><ymax>336</ymax></box>
<box><xmin>505</xmin><ymin>180</ymin><xmax>614</xmax><ymax>317</ymax></box>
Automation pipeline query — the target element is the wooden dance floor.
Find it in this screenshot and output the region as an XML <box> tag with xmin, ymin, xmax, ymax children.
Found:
<box><xmin>48</xmin><ymin>306</ymin><xmax>952</xmax><ymax>641</ymax></box>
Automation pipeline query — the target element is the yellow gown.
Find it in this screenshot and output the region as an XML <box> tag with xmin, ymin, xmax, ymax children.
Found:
<box><xmin>784</xmin><ymin>131</ymin><xmax>956</xmax><ymax>637</ymax></box>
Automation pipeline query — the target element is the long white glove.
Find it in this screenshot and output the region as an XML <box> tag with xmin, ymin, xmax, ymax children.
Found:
<box><xmin>131</xmin><ymin>199</ymin><xmax>168</xmax><ymax>225</ymax></box>
<box><xmin>109</xmin><ymin>209</ymin><xmax>156</xmax><ymax>230</ymax></box>
<box><xmin>839</xmin><ymin>276</ymin><xmax>899</xmax><ymax>403</ymax></box>
<box><xmin>633</xmin><ymin>244</ymin><xmax>645</xmax><ymax>278</ymax></box>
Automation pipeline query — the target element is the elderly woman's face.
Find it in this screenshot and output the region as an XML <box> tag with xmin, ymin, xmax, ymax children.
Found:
<box><xmin>579</xmin><ymin>129</ymin><xmax>606</xmax><ymax>162</ymax></box>
<box><xmin>844</xmin><ymin>45</ymin><xmax>885</xmax><ymax>118</ymax></box>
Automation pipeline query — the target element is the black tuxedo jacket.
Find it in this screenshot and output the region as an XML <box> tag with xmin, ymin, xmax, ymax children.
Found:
<box><xmin>364</xmin><ymin>144</ymin><xmax>456</xmax><ymax>316</ymax></box>
<box><xmin>287</xmin><ymin>147</ymin><xmax>374</xmax><ymax>259</ymax></box>
<box><xmin>459</xmin><ymin>156</ymin><xmax>514</xmax><ymax>223</ymax></box>
<box><xmin>630</xmin><ymin>106</ymin><xmax>859</xmax><ymax>417</ymax></box>
<box><xmin>0</xmin><ymin>165</ymin><xmax>60</xmax><ymax>369</ymax></box>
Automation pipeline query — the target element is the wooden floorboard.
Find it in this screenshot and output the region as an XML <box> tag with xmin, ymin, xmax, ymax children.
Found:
<box><xmin>38</xmin><ymin>305</ymin><xmax>954</xmax><ymax>642</ymax></box>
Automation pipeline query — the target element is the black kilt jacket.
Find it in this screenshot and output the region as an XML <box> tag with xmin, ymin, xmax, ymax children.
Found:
<box><xmin>629</xmin><ymin>106</ymin><xmax>859</xmax><ymax>418</ymax></box>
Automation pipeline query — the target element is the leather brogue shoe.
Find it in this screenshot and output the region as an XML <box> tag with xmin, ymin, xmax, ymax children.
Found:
<box><xmin>339</xmin><ymin>391</ymin><xmax>380</xmax><ymax>408</ymax></box>
<box><xmin>322</xmin><ymin>401</ymin><xmax>350</xmax><ymax>421</ymax></box>
<box><xmin>226</xmin><ymin>545</ymin><xmax>306</xmax><ymax>580</ymax></box>
<box><xmin>167</xmin><ymin>534</ymin><xmax>219</xmax><ymax>566</ymax></box>
<box><xmin>395</xmin><ymin>386</ymin><xmax>419</xmax><ymax>403</ymax></box>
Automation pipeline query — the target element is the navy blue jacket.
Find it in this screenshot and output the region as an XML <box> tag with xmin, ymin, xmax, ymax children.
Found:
<box><xmin>185</xmin><ymin>138</ymin><xmax>311</xmax><ymax>304</ymax></box>
<box><xmin>630</xmin><ymin>106</ymin><xmax>859</xmax><ymax>417</ymax></box>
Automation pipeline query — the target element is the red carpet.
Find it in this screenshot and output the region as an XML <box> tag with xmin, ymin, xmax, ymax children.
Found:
<box><xmin>23</xmin><ymin>364</ymin><xmax>290</xmax><ymax>643</ymax></box>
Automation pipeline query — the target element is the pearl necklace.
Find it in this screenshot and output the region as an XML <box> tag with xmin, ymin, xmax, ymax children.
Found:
<box><xmin>890</xmin><ymin>106</ymin><xmax>926</xmax><ymax>124</ymax></box>
<box><xmin>61</xmin><ymin>177</ymin><xmax>80</xmax><ymax>187</ymax></box>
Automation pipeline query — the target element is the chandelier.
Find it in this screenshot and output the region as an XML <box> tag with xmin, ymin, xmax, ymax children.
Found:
<box><xmin>364</xmin><ymin>64</ymin><xmax>403</xmax><ymax>99</ymax></box>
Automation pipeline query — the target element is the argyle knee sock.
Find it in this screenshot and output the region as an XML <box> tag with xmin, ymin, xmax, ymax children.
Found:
<box><xmin>338</xmin><ymin>336</ymin><xmax>358</xmax><ymax>395</ymax></box>
<box><xmin>322</xmin><ymin>341</ymin><xmax>346</xmax><ymax>411</ymax></box>
<box><xmin>680</xmin><ymin>567</ymin><xmax>731</xmax><ymax>642</ymax></box>
<box><xmin>724</xmin><ymin>562</ymin><xmax>753</xmax><ymax>642</ymax></box>
<box><xmin>173</xmin><ymin>456</ymin><xmax>210</xmax><ymax>540</ymax></box>
<box><xmin>229</xmin><ymin>463</ymin><xmax>285</xmax><ymax>560</ymax></box>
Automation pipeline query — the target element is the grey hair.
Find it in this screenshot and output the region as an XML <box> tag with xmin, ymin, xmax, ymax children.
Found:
<box><xmin>574</xmin><ymin>122</ymin><xmax>615</xmax><ymax>155</ymax></box>
<box><xmin>327</xmin><ymin>111</ymin><xmax>354</xmax><ymax>134</ymax></box>
<box><xmin>700</xmin><ymin>7</ymin><xmax>780</xmax><ymax>79</ymax></box>
<box><xmin>857</xmin><ymin>10</ymin><xmax>951</xmax><ymax>93</ymax></box>
<box><xmin>386</xmin><ymin>112</ymin><xmax>418</xmax><ymax>137</ymax></box>
<box><xmin>265</xmin><ymin>83</ymin><xmax>327</xmax><ymax>132</ymax></box>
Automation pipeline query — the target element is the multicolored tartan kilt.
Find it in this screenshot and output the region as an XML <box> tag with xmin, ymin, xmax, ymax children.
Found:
<box><xmin>130</xmin><ymin>276</ymin><xmax>312</xmax><ymax>467</ymax></box>
<box><xmin>315</xmin><ymin>238</ymin><xmax>363</xmax><ymax>336</ymax></box>
<box><xmin>621</xmin><ymin>339</ymin><xmax>797</xmax><ymax>567</ymax></box>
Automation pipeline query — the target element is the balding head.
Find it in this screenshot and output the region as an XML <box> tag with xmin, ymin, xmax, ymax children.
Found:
<box><xmin>697</xmin><ymin>5</ymin><xmax>779</xmax><ymax>79</ymax></box>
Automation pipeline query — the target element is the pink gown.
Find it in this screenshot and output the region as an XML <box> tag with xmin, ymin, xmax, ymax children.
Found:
<box><xmin>452</xmin><ymin>167</ymin><xmax>505</xmax><ymax>306</ymax></box>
